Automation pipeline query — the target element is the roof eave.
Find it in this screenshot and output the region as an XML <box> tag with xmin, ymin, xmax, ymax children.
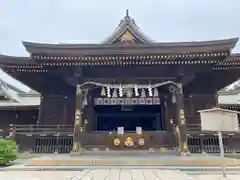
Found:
<box><xmin>0</xmin><ymin>54</ymin><xmax>34</xmax><ymax>65</ymax></box>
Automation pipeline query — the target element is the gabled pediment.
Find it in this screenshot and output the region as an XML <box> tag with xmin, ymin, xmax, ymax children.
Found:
<box><xmin>101</xmin><ymin>9</ymin><xmax>154</xmax><ymax>44</ymax></box>
<box><xmin>118</xmin><ymin>30</ymin><xmax>136</xmax><ymax>43</ymax></box>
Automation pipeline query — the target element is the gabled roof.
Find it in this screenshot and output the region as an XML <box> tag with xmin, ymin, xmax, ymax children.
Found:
<box><xmin>0</xmin><ymin>72</ymin><xmax>40</xmax><ymax>107</ymax></box>
<box><xmin>218</xmin><ymin>79</ymin><xmax>240</xmax><ymax>106</ymax></box>
<box><xmin>0</xmin><ymin>54</ymin><xmax>34</xmax><ymax>65</ymax></box>
<box><xmin>218</xmin><ymin>78</ymin><xmax>240</xmax><ymax>95</ymax></box>
<box><xmin>0</xmin><ymin>81</ymin><xmax>40</xmax><ymax>108</ymax></box>
<box><xmin>198</xmin><ymin>107</ymin><xmax>240</xmax><ymax>114</ymax></box>
<box><xmin>0</xmin><ymin>81</ymin><xmax>21</xmax><ymax>102</ymax></box>
<box><xmin>21</xmin><ymin>10</ymin><xmax>238</xmax><ymax>56</ymax></box>
<box><xmin>0</xmin><ymin>92</ymin><xmax>40</xmax><ymax>108</ymax></box>
<box><xmin>22</xmin><ymin>38</ymin><xmax>238</xmax><ymax>56</ymax></box>
<box><xmin>101</xmin><ymin>9</ymin><xmax>155</xmax><ymax>44</ymax></box>
<box><xmin>0</xmin><ymin>68</ymin><xmax>33</xmax><ymax>93</ymax></box>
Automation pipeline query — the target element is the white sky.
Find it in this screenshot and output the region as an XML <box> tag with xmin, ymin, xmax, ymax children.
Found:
<box><xmin>0</xmin><ymin>0</ymin><xmax>239</xmax><ymax>90</ymax></box>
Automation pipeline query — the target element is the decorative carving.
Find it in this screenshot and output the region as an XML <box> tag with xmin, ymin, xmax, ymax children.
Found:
<box><xmin>138</xmin><ymin>138</ymin><xmax>145</xmax><ymax>146</ymax></box>
<box><xmin>124</xmin><ymin>137</ymin><xmax>134</xmax><ymax>147</ymax></box>
<box><xmin>169</xmin><ymin>85</ymin><xmax>177</xmax><ymax>93</ymax></box>
<box><xmin>75</xmin><ymin>110</ymin><xmax>81</xmax><ymax>125</ymax></box>
<box><xmin>114</xmin><ymin>138</ymin><xmax>121</xmax><ymax>146</ymax></box>
<box><xmin>180</xmin><ymin>109</ymin><xmax>185</xmax><ymax>124</ymax></box>
<box><xmin>119</xmin><ymin>31</ymin><xmax>135</xmax><ymax>43</ymax></box>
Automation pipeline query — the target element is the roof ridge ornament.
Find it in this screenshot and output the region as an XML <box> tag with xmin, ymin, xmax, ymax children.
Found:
<box><xmin>101</xmin><ymin>9</ymin><xmax>155</xmax><ymax>44</ymax></box>
<box><xmin>125</xmin><ymin>9</ymin><xmax>130</xmax><ymax>18</ymax></box>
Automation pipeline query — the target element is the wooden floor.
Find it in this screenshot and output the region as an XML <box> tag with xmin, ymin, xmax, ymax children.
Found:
<box><xmin>1</xmin><ymin>169</ymin><xmax>240</xmax><ymax>180</ymax></box>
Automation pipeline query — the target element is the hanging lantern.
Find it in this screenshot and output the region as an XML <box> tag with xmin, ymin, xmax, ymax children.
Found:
<box><xmin>126</xmin><ymin>88</ymin><xmax>133</xmax><ymax>98</ymax></box>
<box><xmin>107</xmin><ymin>86</ymin><xmax>111</xmax><ymax>98</ymax></box>
<box><xmin>172</xmin><ymin>93</ymin><xmax>176</xmax><ymax>104</ymax></box>
<box><xmin>134</xmin><ymin>85</ymin><xmax>139</xmax><ymax>97</ymax></box>
<box><xmin>101</xmin><ymin>87</ymin><xmax>106</xmax><ymax>97</ymax></box>
<box><xmin>148</xmin><ymin>85</ymin><xmax>153</xmax><ymax>97</ymax></box>
<box><xmin>141</xmin><ymin>88</ymin><xmax>146</xmax><ymax>98</ymax></box>
<box><xmin>153</xmin><ymin>88</ymin><xmax>159</xmax><ymax>97</ymax></box>
<box><xmin>119</xmin><ymin>85</ymin><xmax>123</xmax><ymax>97</ymax></box>
<box><xmin>112</xmin><ymin>88</ymin><xmax>117</xmax><ymax>98</ymax></box>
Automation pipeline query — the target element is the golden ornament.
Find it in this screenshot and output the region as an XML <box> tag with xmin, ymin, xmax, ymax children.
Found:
<box><xmin>138</xmin><ymin>138</ymin><xmax>145</xmax><ymax>146</ymax></box>
<box><xmin>113</xmin><ymin>138</ymin><xmax>121</xmax><ymax>146</ymax></box>
<box><xmin>124</xmin><ymin>137</ymin><xmax>134</xmax><ymax>147</ymax></box>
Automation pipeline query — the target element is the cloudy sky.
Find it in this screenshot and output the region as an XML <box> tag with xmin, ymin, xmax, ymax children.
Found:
<box><xmin>0</xmin><ymin>0</ymin><xmax>239</xmax><ymax>91</ymax></box>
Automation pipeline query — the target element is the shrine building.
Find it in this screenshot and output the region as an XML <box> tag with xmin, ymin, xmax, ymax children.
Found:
<box><xmin>0</xmin><ymin>10</ymin><xmax>240</xmax><ymax>153</ymax></box>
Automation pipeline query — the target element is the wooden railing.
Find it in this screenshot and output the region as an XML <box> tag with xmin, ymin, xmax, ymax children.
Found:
<box><xmin>187</xmin><ymin>124</ymin><xmax>201</xmax><ymax>132</ymax></box>
<box><xmin>14</xmin><ymin>125</ymin><xmax>74</xmax><ymax>135</ymax></box>
<box><xmin>7</xmin><ymin>124</ymin><xmax>240</xmax><ymax>154</ymax></box>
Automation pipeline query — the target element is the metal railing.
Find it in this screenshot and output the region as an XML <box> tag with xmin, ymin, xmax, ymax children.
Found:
<box><xmin>187</xmin><ymin>135</ymin><xmax>238</xmax><ymax>153</ymax></box>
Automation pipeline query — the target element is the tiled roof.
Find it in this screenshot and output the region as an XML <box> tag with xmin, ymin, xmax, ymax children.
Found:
<box><xmin>0</xmin><ymin>71</ymin><xmax>40</xmax><ymax>107</ymax></box>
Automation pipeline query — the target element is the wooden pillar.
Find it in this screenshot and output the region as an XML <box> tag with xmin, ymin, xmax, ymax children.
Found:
<box><xmin>62</xmin><ymin>97</ymin><xmax>67</xmax><ymax>125</ymax></box>
<box><xmin>87</xmin><ymin>93</ymin><xmax>94</xmax><ymax>132</ymax></box>
<box><xmin>37</xmin><ymin>96</ymin><xmax>43</xmax><ymax>124</ymax></box>
<box><xmin>71</xmin><ymin>85</ymin><xmax>84</xmax><ymax>154</ymax></box>
<box><xmin>189</xmin><ymin>95</ymin><xmax>195</xmax><ymax>123</ymax></box>
<box><xmin>164</xmin><ymin>96</ymin><xmax>171</xmax><ymax>131</ymax></box>
<box><xmin>8</xmin><ymin>124</ymin><xmax>16</xmax><ymax>140</ymax></box>
<box><xmin>176</xmin><ymin>83</ymin><xmax>189</xmax><ymax>153</ymax></box>
<box><xmin>156</xmin><ymin>113</ymin><xmax>161</xmax><ymax>130</ymax></box>
<box><xmin>215</xmin><ymin>94</ymin><xmax>220</xmax><ymax>108</ymax></box>
<box><xmin>200</xmin><ymin>135</ymin><xmax>205</xmax><ymax>153</ymax></box>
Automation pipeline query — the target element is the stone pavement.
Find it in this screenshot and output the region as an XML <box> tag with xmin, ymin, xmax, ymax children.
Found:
<box><xmin>0</xmin><ymin>169</ymin><xmax>240</xmax><ymax>180</ymax></box>
<box><xmin>25</xmin><ymin>154</ymin><xmax>239</xmax><ymax>166</ymax></box>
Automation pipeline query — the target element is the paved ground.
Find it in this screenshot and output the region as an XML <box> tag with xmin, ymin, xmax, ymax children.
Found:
<box><xmin>24</xmin><ymin>153</ymin><xmax>239</xmax><ymax>166</ymax></box>
<box><xmin>0</xmin><ymin>169</ymin><xmax>240</xmax><ymax>180</ymax></box>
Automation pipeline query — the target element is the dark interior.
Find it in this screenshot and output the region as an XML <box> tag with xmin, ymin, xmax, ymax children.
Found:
<box><xmin>94</xmin><ymin>105</ymin><xmax>163</xmax><ymax>131</ymax></box>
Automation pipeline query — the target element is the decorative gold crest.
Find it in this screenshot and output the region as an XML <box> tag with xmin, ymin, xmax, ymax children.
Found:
<box><xmin>75</xmin><ymin>110</ymin><xmax>81</xmax><ymax>125</ymax></box>
<box><xmin>114</xmin><ymin>138</ymin><xmax>121</xmax><ymax>146</ymax></box>
<box><xmin>124</xmin><ymin>137</ymin><xmax>134</xmax><ymax>147</ymax></box>
<box><xmin>138</xmin><ymin>138</ymin><xmax>144</xmax><ymax>146</ymax></box>
<box><xmin>180</xmin><ymin>109</ymin><xmax>185</xmax><ymax>124</ymax></box>
<box><xmin>119</xmin><ymin>30</ymin><xmax>135</xmax><ymax>43</ymax></box>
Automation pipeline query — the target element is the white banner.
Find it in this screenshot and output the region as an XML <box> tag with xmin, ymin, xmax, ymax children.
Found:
<box><xmin>117</xmin><ymin>127</ymin><xmax>124</xmax><ymax>135</ymax></box>
<box><xmin>136</xmin><ymin>127</ymin><xmax>142</xmax><ymax>134</ymax></box>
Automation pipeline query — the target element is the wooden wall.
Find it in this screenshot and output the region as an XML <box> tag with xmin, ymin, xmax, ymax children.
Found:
<box><xmin>38</xmin><ymin>73</ymin><xmax>76</xmax><ymax>125</ymax></box>
<box><xmin>166</xmin><ymin>93</ymin><xmax>217</xmax><ymax>131</ymax></box>
<box><xmin>0</xmin><ymin>109</ymin><xmax>38</xmax><ymax>132</ymax></box>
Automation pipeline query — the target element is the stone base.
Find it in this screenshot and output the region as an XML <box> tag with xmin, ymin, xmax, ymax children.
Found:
<box><xmin>70</xmin><ymin>150</ymin><xmax>84</xmax><ymax>156</ymax></box>
<box><xmin>25</xmin><ymin>153</ymin><xmax>239</xmax><ymax>167</ymax></box>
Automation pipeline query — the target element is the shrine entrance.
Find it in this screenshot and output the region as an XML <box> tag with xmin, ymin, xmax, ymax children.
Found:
<box><xmin>74</xmin><ymin>83</ymin><xmax>180</xmax><ymax>150</ymax></box>
<box><xmin>95</xmin><ymin>104</ymin><xmax>165</xmax><ymax>132</ymax></box>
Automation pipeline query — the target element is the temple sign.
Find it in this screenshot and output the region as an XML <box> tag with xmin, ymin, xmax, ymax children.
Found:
<box><xmin>199</xmin><ymin>107</ymin><xmax>240</xmax><ymax>178</ymax></box>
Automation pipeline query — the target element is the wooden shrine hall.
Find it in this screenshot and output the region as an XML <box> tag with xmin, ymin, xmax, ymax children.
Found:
<box><xmin>0</xmin><ymin>10</ymin><xmax>240</xmax><ymax>152</ymax></box>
